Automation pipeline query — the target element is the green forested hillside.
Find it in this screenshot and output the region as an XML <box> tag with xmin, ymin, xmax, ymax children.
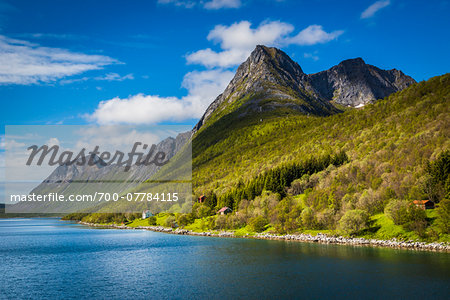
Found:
<box><xmin>71</xmin><ymin>74</ymin><xmax>449</xmax><ymax>241</ymax></box>
<box><xmin>192</xmin><ymin>74</ymin><xmax>448</xmax><ymax>197</ymax></box>
<box><xmin>185</xmin><ymin>73</ymin><xmax>449</xmax><ymax>240</ymax></box>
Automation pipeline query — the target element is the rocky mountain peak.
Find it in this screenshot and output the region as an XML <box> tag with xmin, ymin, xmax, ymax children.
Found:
<box><xmin>249</xmin><ymin>45</ymin><xmax>305</xmax><ymax>75</ymax></box>
<box><xmin>226</xmin><ymin>45</ymin><xmax>307</xmax><ymax>101</ymax></box>
<box><xmin>193</xmin><ymin>45</ymin><xmax>416</xmax><ymax>132</ymax></box>
<box><xmin>309</xmin><ymin>57</ymin><xmax>416</xmax><ymax>107</ymax></box>
<box><xmin>339</xmin><ymin>57</ymin><xmax>366</xmax><ymax>66</ymax></box>
<box><xmin>193</xmin><ymin>46</ymin><xmax>335</xmax><ymax>132</ymax></box>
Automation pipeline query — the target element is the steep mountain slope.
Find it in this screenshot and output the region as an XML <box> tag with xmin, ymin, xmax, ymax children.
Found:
<box><xmin>191</xmin><ymin>73</ymin><xmax>448</xmax><ymax>200</ymax></box>
<box><xmin>187</xmin><ymin>74</ymin><xmax>448</xmax><ymax>241</ymax></box>
<box><xmin>78</xmin><ymin>72</ymin><xmax>449</xmax><ymax>241</ymax></box>
<box><xmin>194</xmin><ymin>45</ymin><xmax>415</xmax><ymax>133</ymax></box>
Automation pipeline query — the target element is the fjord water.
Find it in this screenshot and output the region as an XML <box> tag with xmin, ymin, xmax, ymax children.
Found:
<box><xmin>1</xmin><ymin>219</ymin><xmax>449</xmax><ymax>299</ymax></box>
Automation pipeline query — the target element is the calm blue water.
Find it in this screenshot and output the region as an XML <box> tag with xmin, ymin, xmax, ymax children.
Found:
<box><xmin>0</xmin><ymin>218</ymin><xmax>449</xmax><ymax>299</ymax></box>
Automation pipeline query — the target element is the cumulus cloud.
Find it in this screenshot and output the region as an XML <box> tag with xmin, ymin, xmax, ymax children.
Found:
<box><xmin>0</xmin><ymin>35</ymin><xmax>118</xmax><ymax>85</ymax></box>
<box><xmin>288</xmin><ymin>25</ymin><xmax>344</xmax><ymax>46</ymax></box>
<box><xmin>87</xmin><ymin>20</ymin><xmax>343</xmax><ymax>124</ymax></box>
<box><xmin>186</xmin><ymin>21</ymin><xmax>294</xmax><ymax>67</ymax></box>
<box><xmin>87</xmin><ymin>69</ymin><xmax>234</xmax><ymax>124</ymax></box>
<box><xmin>186</xmin><ymin>21</ymin><xmax>342</xmax><ymax>68</ymax></box>
<box><xmin>361</xmin><ymin>0</ymin><xmax>390</xmax><ymax>19</ymax></box>
<box><xmin>158</xmin><ymin>0</ymin><xmax>242</xmax><ymax>9</ymax></box>
<box><xmin>208</xmin><ymin>21</ymin><xmax>293</xmax><ymax>50</ymax></box>
<box><xmin>186</xmin><ymin>48</ymin><xmax>249</xmax><ymax>68</ymax></box>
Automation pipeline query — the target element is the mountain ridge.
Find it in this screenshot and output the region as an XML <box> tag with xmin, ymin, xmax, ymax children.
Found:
<box><xmin>194</xmin><ymin>45</ymin><xmax>415</xmax><ymax>133</ymax></box>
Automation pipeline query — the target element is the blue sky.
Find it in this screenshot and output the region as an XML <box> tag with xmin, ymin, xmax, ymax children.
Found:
<box><xmin>0</xmin><ymin>0</ymin><xmax>449</xmax><ymax>132</ymax></box>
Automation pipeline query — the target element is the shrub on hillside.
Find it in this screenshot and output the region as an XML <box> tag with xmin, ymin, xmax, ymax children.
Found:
<box><xmin>385</xmin><ymin>199</ymin><xmax>427</xmax><ymax>235</ymax></box>
<box><xmin>316</xmin><ymin>208</ymin><xmax>336</xmax><ymax>229</ymax></box>
<box><xmin>301</xmin><ymin>207</ymin><xmax>316</xmax><ymax>230</ymax></box>
<box><xmin>147</xmin><ymin>216</ymin><xmax>157</xmax><ymax>226</ymax></box>
<box><xmin>193</xmin><ymin>203</ymin><xmax>212</xmax><ymax>219</ymax></box>
<box><xmin>403</xmin><ymin>206</ymin><xmax>427</xmax><ymax>237</ymax></box>
<box><xmin>356</xmin><ymin>189</ymin><xmax>385</xmax><ymax>214</ymax></box>
<box><xmin>176</xmin><ymin>213</ymin><xmax>193</xmax><ymax>227</ymax></box>
<box><xmin>436</xmin><ymin>198</ymin><xmax>450</xmax><ymax>234</ymax></box>
<box><xmin>226</xmin><ymin>213</ymin><xmax>247</xmax><ymax>229</ymax></box>
<box><xmin>425</xmin><ymin>150</ymin><xmax>450</xmax><ymax>203</ymax></box>
<box><xmin>249</xmin><ymin>216</ymin><xmax>269</xmax><ymax>232</ymax></box>
<box><xmin>384</xmin><ymin>200</ymin><xmax>410</xmax><ymax>225</ymax></box>
<box><xmin>339</xmin><ymin>209</ymin><xmax>369</xmax><ymax>235</ymax></box>
<box><xmin>164</xmin><ymin>215</ymin><xmax>177</xmax><ymax>228</ymax></box>
<box><xmin>215</xmin><ymin>214</ymin><xmax>227</xmax><ymax>230</ymax></box>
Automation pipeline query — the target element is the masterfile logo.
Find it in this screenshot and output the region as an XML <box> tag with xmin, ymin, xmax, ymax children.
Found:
<box><xmin>26</xmin><ymin>142</ymin><xmax>169</xmax><ymax>171</ymax></box>
<box><xmin>4</xmin><ymin>125</ymin><xmax>192</xmax><ymax>214</ymax></box>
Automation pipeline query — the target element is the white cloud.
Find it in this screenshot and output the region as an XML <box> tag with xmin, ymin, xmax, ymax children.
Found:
<box><xmin>157</xmin><ymin>0</ymin><xmax>196</xmax><ymax>8</ymax></box>
<box><xmin>0</xmin><ymin>35</ymin><xmax>118</xmax><ymax>85</ymax></box>
<box><xmin>59</xmin><ymin>77</ymin><xmax>90</xmax><ymax>85</ymax></box>
<box><xmin>4</xmin><ymin>140</ymin><xmax>26</xmax><ymax>150</ymax></box>
<box><xmin>304</xmin><ymin>52</ymin><xmax>319</xmax><ymax>61</ymax></box>
<box><xmin>158</xmin><ymin>0</ymin><xmax>242</xmax><ymax>9</ymax></box>
<box><xmin>87</xmin><ymin>20</ymin><xmax>343</xmax><ymax>125</ymax></box>
<box><xmin>59</xmin><ymin>73</ymin><xmax>133</xmax><ymax>85</ymax></box>
<box><xmin>186</xmin><ymin>21</ymin><xmax>342</xmax><ymax>68</ymax></box>
<box><xmin>46</xmin><ymin>137</ymin><xmax>60</xmax><ymax>147</ymax></box>
<box><xmin>361</xmin><ymin>0</ymin><xmax>391</xmax><ymax>19</ymax></box>
<box><xmin>87</xmin><ymin>69</ymin><xmax>233</xmax><ymax>124</ymax></box>
<box><xmin>0</xmin><ymin>135</ymin><xmax>4</xmax><ymax>149</ymax></box>
<box><xmin>94</xmin><ymin>73</ymin><xmax>134</xmax><ymax>81</ymax></box>
<box><xmin>186</xmin><ymin>48</ymin><xmax>249</xmax><ymax>68</ymax></box>
<box><xmin>187</xmin><ymin>21</ymin><xmax>294</xmax><ymax>67</ymax></box>
<box><xmin>204</xmin><ymin>0</ymin><xmax>241</xmax><ymax>9</ymax></box>
<box><xmin>74</xmin><ymin>127</ymin><xmax>161</xmax><ymax>152</ymax></box>
<box><xmin>207</xmin><ymin>20</ymin><xmax>293</xmax><ymax>50</ymax></box>
<box><xmin>288</xmin><ymin>25</ymin><xmax>344</xmax><ymax>46</ymax></box>
<box><xmin>0</xmin><ymin>152</ymin><xmax>4</xmax><ymax>183</ymax></box>
<box><xmin>18</xmin><ymin>33</ymin><xmax>88</xmax><ymax>41</ymax></box>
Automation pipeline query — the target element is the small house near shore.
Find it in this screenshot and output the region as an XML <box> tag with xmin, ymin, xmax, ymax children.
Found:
<box><xmin>142</xmin><ymin>210</ymin><xmax>153</xmax><ymax>219</ymax></box>
<box><xmin>413</xmin><ymin>200</ymin><xmax>434</xmax><ymax>210</ymax></box>
<box><xmin>217</xmin><ymin>207</ymin><xmax>232</xmax><ymax>215</ymax></box>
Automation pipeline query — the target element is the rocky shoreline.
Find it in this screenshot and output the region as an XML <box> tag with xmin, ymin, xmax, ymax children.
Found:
<box><xmin>79</xmin><ymin>222</ymin><xmax>450</xmax><ymax>252</ymax></box>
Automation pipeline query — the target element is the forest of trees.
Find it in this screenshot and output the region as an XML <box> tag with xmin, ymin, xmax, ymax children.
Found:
<box><xmin>215</xmin><ymin>151</ymin><xmax>348</xmax><ymax>210</ymax></box>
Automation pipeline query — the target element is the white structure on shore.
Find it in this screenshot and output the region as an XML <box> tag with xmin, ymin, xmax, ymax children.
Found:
<box><xmin>142</xmin><ymin>210</ymin><xmax>153</xmax><ymax>219</ymax></box>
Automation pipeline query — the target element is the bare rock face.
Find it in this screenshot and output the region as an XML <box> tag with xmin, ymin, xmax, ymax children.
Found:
<box><xmin>309</xmin><ymin>57</ymin><xmax>416</xmax><ymax>107</ymax></box>
<box><xmin>194</xmin><ymin>45</ymin><xmax>416</xmax><ymax>132</ymax></box>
